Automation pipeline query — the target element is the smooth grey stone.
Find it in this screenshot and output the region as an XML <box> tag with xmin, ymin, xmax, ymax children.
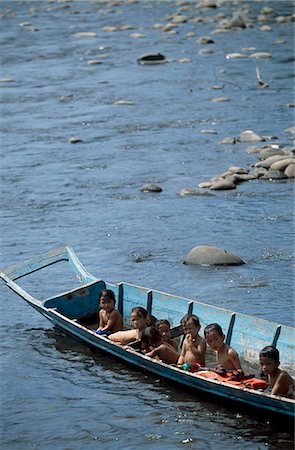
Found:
<box><xmin>284</xmin><ymin>164</ymin><xmax>295</xmax><ymax>178</ymax></box>
<box><xmin>140</xmin><ymin>183</ymin><xmax>163</xmax><ymax>192</ymax></box>
<box><xmin>239</xmin><ymin>130</ymin><xmax>264</xmax><ymax>142</ymax></box>
<box><xmin>184</xmin><ymin>245</ymin><xmax>245</xmax><ymax>266</ymax></box>
<box><xmin>261</xmin><ymin>170</ymin><xmax>288</xmax><ymax>180</ymax></box>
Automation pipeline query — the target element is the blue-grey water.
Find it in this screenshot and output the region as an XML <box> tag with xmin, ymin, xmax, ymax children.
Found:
<box><xmin>0</xmin><ymin>1</ymin><xmax>294</xmax><ymax>449</ymax></box>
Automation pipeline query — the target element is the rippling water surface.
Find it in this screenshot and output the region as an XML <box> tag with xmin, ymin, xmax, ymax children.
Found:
<box><xmin>1</xmin><ymin>1</ymin><xmax>294</xmax><ymax>448</ymax></box>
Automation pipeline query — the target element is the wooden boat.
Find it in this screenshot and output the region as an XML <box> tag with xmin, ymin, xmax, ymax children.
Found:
<box><xmin>1</xmin><ymin>246</ymin><xmax>294</xmax><ymax>420</ymax></box>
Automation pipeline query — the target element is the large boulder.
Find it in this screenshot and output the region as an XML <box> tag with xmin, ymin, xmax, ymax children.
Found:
<box><xmin>184</xmin><ymin>245</ymin><xmax>245</xmax><ymax>266</ymax></box>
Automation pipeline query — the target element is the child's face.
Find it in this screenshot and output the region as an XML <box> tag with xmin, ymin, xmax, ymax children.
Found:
<box><xmin>183</xmin><ymin>319</ymin><xmax>200</xmax><ymax>337</ymax></box>
<box><xmin>99</xmin><ymin>295</ymin><xmax>114</xmax><ymax>312</ymax></box>
<box><xmin>158</xmin><ymin>323</ymin><xmax>171</xmax><ymax>342</ymax></box>
<box><xmin>259</xmin><ymin>355</ymin><xmax>279</xmax><ymax>376</ymax></box>
<box><xmin>131</xmin><ymin>311</ymin><xmax>147</xmax><ymax>331</ymax></box>
<box><xmin>205</xmin><ymin>330</ymin><xmax>224</xmax><ymax>351</ymax></box>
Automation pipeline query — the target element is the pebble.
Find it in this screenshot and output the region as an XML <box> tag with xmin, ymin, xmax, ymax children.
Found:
<box><xmin>227</xmin><ymin>166</ymin><xmax>248</xmax><ymax>174</ymax></box>
<box><xmin>177</xmin><ymin>188</ymin><xmax>214</xmax><ymax>196</ymax></box>
<box><xmin>140</xmin><ymin>183</ymin><xmax>162</xmax><ymax>193</ymax></box>
<box><xmin>249</xmin><ymin>52</ymin><xmax>272</xmax><ymax>59</ymax></box>
<box><xmin>87</xmin><ymin>60</ymin><xmax>103</xmax><ymax>65</ymax></box>
<box><xmin>129</xmin><ymin>33</ymin><xmax>145</xmax><ymax>38</ymax></box>
<box><xmin>137</xmin><ymin>53</ymin><xmax>166</xmax><ymax>65</ymax></box>
<box><xmin>198</xmin><ymin>48</ymin><xmax>214</xmax><ymax>55</ymax></box>
<box><xmin>197</xmin><ymin>36</ymin><xmax>214</xmax><ymax>44</ymax></box>
<box><xmin>261</xmin><ymin>170</ymin><xmax>288</xmax><ymax>180</ymax></box>
<box><xmin>270</xmin><ymin>158</ymin><xmax>295</xmax><ymax>171</ymax></box>
<box><xmin>114</xmin><ymin>99</ymin><xmax>134</xmax><ymax>105</ymax></box>
<box><xmin>239</xmin><ymin>130</ymin><xmax>264</xmax><ymax>142</ymax></box>
<box><xmin>210</xmin><ymin>177</ymin><xmax>236</xmax><ymax>190</ymax></box>
<box><xmin>69</xmin><ymin>137</ymin><xmax>83</xmax><ymax>144</ymax></box>
<box><xmin>178</xmin><ymin>58</ymin><xmax>191</xmax><ymax>63</ymax></box>
<box><xmin>225</xmin><ymin>53</ymin><xmax>246</xmax><ymax>59</ymax></box>
<box><xmin>211</xmin><ymin>97</ymin><xmax>230</xmax><ymax>102</ymax></box>
<box><xmin>198</xmin><ymin>181</ymin><xmax>213</xmax><ymax>188</ymax></box>
<box><xmin>284</xmin><ymin>126</ymin><xmax>295</xmax><ymax>134</ymax></box>
<box><xmin>260</xmin><ymin>25</ymin><xmax>272</xmax><ymax>31</ymax></box>
<box><xmin>256</xmin><ymin>155</ymin><xmax>292</xmax><ymax>168</ymax></box>
<box><xmin>201</xmin><ymin>129</ymin><xmax>217</xmax><ymax>134</ymax></box>
<box><xmin>74</xmin><ymin>32</ymin><xmax>97</xmax><ymax>38</ymax></box>
<box><xmin>284</xmin><ymin>164</ymin><xmax>295</xmax><ymax>178</ymax></box>
<box><xmin>220</xmin><ymin>137</ymin><xmax>236</xmax><ymax>144</ymax></box>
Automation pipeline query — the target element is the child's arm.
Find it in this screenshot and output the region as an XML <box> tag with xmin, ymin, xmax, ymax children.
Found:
<box><xmin>177</xmin><ymin>340</ymin><xmax>187</xmax><ymax>366</ymax></box>
<box><xmin>145</xmin><ymin>345</ymin><xmax>162</xmax><ymax>360</ymax></box>
<box><xmin>228</xmin><ymin>347</ymin><xmax>243</xmax><ymax>371</ymax></box>
<box><xmin>196</xmin><ymin>338</ymin><xmax>206</xmax><ymax>367</ymax></box>
<box><xmin>98</xmin><ymin>310</ymin><xmax>104</xmax><ymax>329</ymax></box>
<box><xmin>271</xmin><ymin>372</ymin><xmax>294</xmax><ymax>397</ymax></box>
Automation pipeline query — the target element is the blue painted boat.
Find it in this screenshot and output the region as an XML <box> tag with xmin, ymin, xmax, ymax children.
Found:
<box><xmin>1</xmin><ymin>246</ymin><xmax>294</xmax><ymax>420</ymax></box>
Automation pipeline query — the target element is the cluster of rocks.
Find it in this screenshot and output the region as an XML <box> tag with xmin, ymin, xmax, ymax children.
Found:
<box><xmin>198</xmin><ymin>130</ymin><xmax>294</xmax><ymax>191</ymax></box>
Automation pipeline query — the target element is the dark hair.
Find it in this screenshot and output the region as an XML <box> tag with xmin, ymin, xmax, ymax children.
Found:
<box><xmin>181</xmin><ymin>314</ymin><xmax>200</xmax><ymax>329</ymax></box>
<box><xmin>131</xmin><ymin>306</ymin><xmax>148</xmax><ymax>319</ymax></box>
<box><xmin>147</xmin><ymin>314</ymin><xmax>158</xmax><ymax>327</ymax></box>
<box><xmin>155</xmin><ymin>319</ymin><xmax>171</xmax><ymax>329</ymax></box>
<box><xmin>141</xmin><ymin>326</ymin><xmax>162</xmax><ymax>350</ymax></box>
<box><xmin>259</xmin><ymin>345</ymin><xmax>280</xmax><ymax>363</ymax></box>
<box><xmin>204</xmin><ymin>323</ymin><xmax>224</xmax><ymax>337</ymax></box>
<box><xmin>99</xmin><ymin>289</ymin><xmax>116</xmax><ymax>304</ymax></box>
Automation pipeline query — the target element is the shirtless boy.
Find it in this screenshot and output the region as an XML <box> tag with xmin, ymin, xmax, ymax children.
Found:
<box><xmin>204</xmin><ymin>323</ymin><xmax>242</xmax><ymax>372</ymax></box>
<box><xmin>259</xmin><ymin>345</ymin><xmax>294</xmax><ymax>397</ymax></box>
<box><xmin>96</xmin><ymin>289</ymin><xmax>123</xmax><ymax>335</ymax></box>
<box><xmin>141</xmin><ymin>326</ymin><xmax>179</xmax><ymax>364</ymax></box>
<box><xmin>177</xmin><ymin>314</ymin><xmax>206</xmax><ymax>367</ymax></box>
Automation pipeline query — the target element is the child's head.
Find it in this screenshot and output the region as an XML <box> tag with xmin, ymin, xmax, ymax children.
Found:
<box><xmin>141</xmin><ymin>326</ymin><xmax>162</xmax><ymax>353</ymax></box>
<box><xmin>204</xmin><ymin>323</ymin><xmax>225</xmax><ymax>351</ymax></box>
<box><xmin>99</xmin><ymin>289</ymin><xmax>116</xmax><ymax>311</ymax></box>
<box><xmin>259</xmin><ymin>346</ymin><xmax>280</xmax><ymax>375</ymax></box>
<box><xmin>181</xmin><ymin>314</ymin><xmax>201</xmax><ymax>337</ymax></box>
<box><xmin>155</xmin><ymin>319</ymin><xmax>171</xmax><ymax>342</ymax></box>
<box><xmin>131</xmin><ymin>306</ymin><xmax>148</xmax><ymax>331</ymax></box>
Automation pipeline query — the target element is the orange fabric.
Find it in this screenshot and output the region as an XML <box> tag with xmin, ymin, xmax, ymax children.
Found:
<box><xmin>197</xmin><ymin>371</ymin><xmax>268</xmax><ymax>390</ymax></box>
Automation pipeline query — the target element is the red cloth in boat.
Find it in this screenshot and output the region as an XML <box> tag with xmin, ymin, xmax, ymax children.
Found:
<box><xmin>197</xmin><ymin>370</ymin><xmax>268</xmax><ymax>390</ymax></box>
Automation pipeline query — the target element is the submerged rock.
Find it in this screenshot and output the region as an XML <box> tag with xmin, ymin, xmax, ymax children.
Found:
<box><xmin>137</xmin><ymin>53</ymin><xmax>166</xmax><ymax>65</ymax></box>
<box><xmin>177</xmin><ymin>188</ymin><xmax>214</xmax><ymax>196</ymax></box>
<box><xmin>69</xmin><ymin>137</ymin><xmax>83</xmax><ymax>144</ymax></box>
<box><xmin>184</xmin><ymin>245</ymin><xmax>245</xmax><ymax>266</ymax></box>
<box><xmin>140</xmin><ymin>183</ymin><xmax>163</xmax><ymax>193</ymax></box>
<box><xmin>261</xmin><ymin>170</ymin><xmax>288</xmax><ymax>180</ymax></box>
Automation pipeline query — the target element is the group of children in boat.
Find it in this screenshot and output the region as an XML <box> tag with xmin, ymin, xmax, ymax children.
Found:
<box><xmin>95</xmin><ymin>289</ymin><xmax>294</xmax><ymax>398</ymax></box>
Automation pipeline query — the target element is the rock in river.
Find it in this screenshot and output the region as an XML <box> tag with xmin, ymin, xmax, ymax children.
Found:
<box><xmin>140</xmin><ymin>183</ymin><xmax>162</xmax><ymax>193</ymax></box>
<box><xmin>184</xmin><ymin>245</ymin><xmax>245</xmax><ymax>266</ymax></box>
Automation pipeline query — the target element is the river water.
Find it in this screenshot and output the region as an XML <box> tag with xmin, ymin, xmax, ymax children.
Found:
<box><xmin>0</xmin><ymin>1</ymin><xmax>294</xmax><ymax>449</ymax></box>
